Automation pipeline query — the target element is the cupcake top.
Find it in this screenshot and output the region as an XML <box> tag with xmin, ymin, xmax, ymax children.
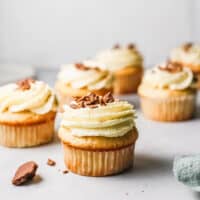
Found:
<box><xmin>57</xmin><ymin>61</ymin><xmax>114</xmax><ymax>90</ymax></box>
<box><xmin>95</xmin><ymin>43</ymin><xmax>143</xmax><ymax>71</ymax></box>
<box><xmin>142</xmin><ymin>62</ymin><xmax>193</xmax><ymax>90</ymax></box>
<box><xmin>0</xmin><ymin>79</ymin><xmax>57</xmax><ymax>114</ymax></box>
<box><xmin>170</xmin><ymin>43</ymin><xmax>200</xmax><ymax>66</ymax></box>
<box><xmin>60</xmin><ymin>92</ymin><xmax>136</xmax><ymax>137</ymax></box>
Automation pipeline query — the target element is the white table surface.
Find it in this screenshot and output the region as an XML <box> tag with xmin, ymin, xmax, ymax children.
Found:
<box><xmin>1</xmin><ymin>68</ymin><xmax>200</xmax><ymax>200</ymax></box>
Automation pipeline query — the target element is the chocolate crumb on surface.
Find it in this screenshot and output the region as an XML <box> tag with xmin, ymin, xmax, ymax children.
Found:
<box><xmin>182</xmin><ymin>42</ymin><xmax>193</xmax><ymax>52</ymax></box>
<box><xmin>62</xmin><ymin>170</ymin><xmax>69</xmax><ymax>174</ymax></box>
<box><xmin>47</xmin><ymin>158</ymin><xmax>56</xmax><ymax>166</ymax></box>
<box><xmin>12</xmin><ymin>161</ymin><xmax>38</xmax><ymax>186</ymax></box>
<box><xmin>159</xmin><ymin>62</ymin><xmax>183</xmax><ymax>73</ymax></box>
<box><xmin>70</xmin><ymin>92</ymin><xmax>115</xmax><ymax>109</ymax></box>
<box><xmin>17</xmin><ymin>78</ymin><xmax>35</xmax><ymax>91</ymax></box>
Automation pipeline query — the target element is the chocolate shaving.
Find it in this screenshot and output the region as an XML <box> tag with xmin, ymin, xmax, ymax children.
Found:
<box><xmin>17</xmin><ymin>78</ymin><xmax>35</xmax><ymax>90</ymax></box>
<box><xmin>113</xmin><ymin>44</ymin><xmax>120</xmax><ymax>49</ymax></box>
<box><xmin>70</xmin><ymin>92</ymin><xmax>115</xmax><ymax>109</ymax></box>
<box><xmin>47</xmin><ymin>159</ymin><xmax>56</xmax><ymax>166</ymax></box>
<box><xmin>127</xmin><ymin>43</ymin><xmax>136</xmax><ymax>49</ymax></box>
<box><xmin>159</xmin><ymin>62</ymin><xmax>183</xmax><ymax>73</ymax></box>
<box><xmin>182</xmin><ymin>42</ymin><xmax>193</xmax><ymax>52</ymax></box>
<box><xmin>12</xmin><ymin>161</ymin><xmax>38</xmax><ymax>186</ymax></box>
<box><xmin>75</xmin><ymin>63</ymin><xmax>100</xmax><ymax>71</ymax></box>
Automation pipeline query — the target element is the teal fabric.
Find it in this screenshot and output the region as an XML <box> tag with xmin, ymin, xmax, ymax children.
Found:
<box><xmin>173</xmin><ymin>155</ymin><xmax>200</xmax><ymax>190</ymax></box>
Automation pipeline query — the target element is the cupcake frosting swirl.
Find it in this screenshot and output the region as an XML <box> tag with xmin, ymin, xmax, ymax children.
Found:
<box><xmin>142</xmin><ymin>63</ymin><xmax>193</xmax><ymax>90</ymax></box>
<box><xmin>170</xmin><ymin>43</ymin><xmax>200</xmax><ymax>66</ymax></box>
<box><xmin>95</xmin><ymin>44</ymin><xmax>143</xmax><ymax>71</ymax></box>
<box><xmin>57</xmin><ymin>61</ymin><xmax>113</xmax><ymax>90</ymax></box>
<box><xmin>0</xmin><ymin>79</ymin><xmax>57</xmax><ymax>114</ymax></box>
<box><xmin>60</xmin><ymin>93</ymin><xmax>136</xmax><ymax>137</ymax></box>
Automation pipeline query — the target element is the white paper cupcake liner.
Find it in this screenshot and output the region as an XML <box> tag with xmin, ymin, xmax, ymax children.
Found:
<box><xmin>63</xmin><ymin>143</ymin><xmax>135</xmax><ymax>177</ymax></box>
<box><xmin>140</xmin><ymin>94</ymin><xmax>196</xmax><ymax>121</ymax></box>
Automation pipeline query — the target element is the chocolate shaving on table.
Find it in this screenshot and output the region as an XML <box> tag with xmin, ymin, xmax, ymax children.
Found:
<box><xmin>75</xmin><ymin>63</ymin><xmax>100</xmax><ymax>71</ymax></box>
<box><xmin>70</xmin><ymin>92</ymin><xmax>115</xmax><ymax>109</ymax></box>
<box><xmin>159</xmin><ymin>62</ymin><xmax>183</xmax><ymax>73</ymax></box>
<box><xmin>17</xmin><ymin>78</ymin><xmax>35</xmax><ymax>90</ymax></box>
<box><xmin>47</xmin><ymin>159</ymin><xmax>56</xmax><ymax>166</ymax></box>
<box><xmin>182</xmin><ymin>42</ymin><xmax>193</xmax><ymax>52</ymax></box>
<box><xmin>12</xmin><ymin>161</ymin><xmax>38</xmax><ymax>186</ymax></box>
<box><xmin>62</xmin><ymin>170</ymin><xmax>69</xmax><ymax>174</ymax></box>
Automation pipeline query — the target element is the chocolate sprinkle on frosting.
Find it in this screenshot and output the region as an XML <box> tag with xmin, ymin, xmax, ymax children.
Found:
<box><xmin>182</xmin><ymin>42</ymin><xmax>193</xmax><ymax>52</ymax></box>
<box><xmin>75</xmin><ymin>63</ymin><xmax>100</xmax><ymax>71</ymax></box>
<box><xmin>159</xmin><ymin>62</ymin><xmax>183</xmax><ymax>73</ymax></box>
<box><xmin>113</xmin><ymin>44</ymin><xmax>120</xmax><ymax>49</ymax></box>
<box><xmin>127</xmin><ymin>43</ymin><xmax>136</xmax><ymax>49</ymax></box>
<box><xmin>70</xmin><ymin>92</ymin><xmax>115</xmax><ymax>109</ymax></box>
<box><xmin>17</xmin><ymin>78</ymin><xmax>35</xmax><ymax>90</ymax></box>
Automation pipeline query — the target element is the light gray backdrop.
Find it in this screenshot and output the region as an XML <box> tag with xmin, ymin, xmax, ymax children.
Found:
<box><xmin>0</xmin><ymin>0</ymin><xmax>199</xmax><ymax>67</ymax></box>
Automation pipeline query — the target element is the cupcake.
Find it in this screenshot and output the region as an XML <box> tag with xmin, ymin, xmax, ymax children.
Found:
<box><xmin>95</xmin><ymin>43</ymin><xmax>143</xmax><ymax>94</ymax></box>
<box><xmin>59</xmin><ymin>92</ymin><xmax>138</xmax><ymax>176</ymax></box>
<box><xmin>55</xmin><ymin>60</ymin><xmax>114</xmax><ymax>110</ymax></box>
<box><xmin>0</xmin><ymin>79</ymin><xmax>57</xmax><ymax>147</ymax></box>
<box><xmin>138</xmin><ymin>62</ymin><xmax>196</xmax><ymax>121</ymax></box>
<box><xmin>170</xmin><ymin>43</ymin><xmax>200</xmax><ymax>88</ymax></box>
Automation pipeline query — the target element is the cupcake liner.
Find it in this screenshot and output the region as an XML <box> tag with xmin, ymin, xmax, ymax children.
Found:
<box><xmin>62</xmin><ymin>143</ymin><xmax>135</xmax><ymax>176</ymax></box>
<box><xmin>193</xmin><ymin>72</ymin><xmax>200</xmax><ymax>89</ymax></box>
<box><xmin>140</xmin><ymin>94</ymin><xmax>196</xmax><ymax>121</ymax></box>
<box><xmin>0</xmin><ymin>119</ymin><xmax>55</xmax><ymax>147</ymax></box>
<box><xmin>114</xmin><ymin>67</ymin><xmax>143</xmax><ymax>94</ymax></box>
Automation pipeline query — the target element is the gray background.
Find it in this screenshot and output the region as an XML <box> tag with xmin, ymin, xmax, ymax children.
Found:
<box><xmin>0</xmin><ymin>0</ymin><xmax>199</xmax><ymax>67</ymax></box>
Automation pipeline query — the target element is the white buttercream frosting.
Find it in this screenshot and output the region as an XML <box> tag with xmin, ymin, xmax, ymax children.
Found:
<box><xmin>60</xmin><ymin>101</ymin><xmax>136</xmax><ymax>138</ymax></box>
<box><xmin>0</xmin><ymin>80</ymin><xmax>57</xmax><ymax>114</ymax></box>
<box><xmin>95</xmin><ymin>46</ymin><xmax>143</xmax><ymax>71</ymax></box>
<box><xmin>142</xmin><ymin>63</ymin><xmax>193</xmax><ymax>90</ymax></box>
<box><xmin>57</xmin><ymin>61</ymin><xmax>113</xmax><ymax>90</ymax></box>
<box><xmin>170</xmin><ymin>44</ymin><xmax>200</xmax><ymax>66</ymax></box>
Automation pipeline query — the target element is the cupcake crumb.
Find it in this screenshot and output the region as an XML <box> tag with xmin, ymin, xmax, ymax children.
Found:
<box><xmin>47</xmin><ymin>158</ymin><xmax>56</xmax><ymax>166</ymax></box>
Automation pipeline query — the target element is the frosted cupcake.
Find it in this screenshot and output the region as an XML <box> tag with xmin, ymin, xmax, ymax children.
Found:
<box><xmin>59</xmin><ymin>92</ymin><xmax>138</xmax><ymax>176</ymax></box>
<box><xmin>170</xmin><ymin>43</ymin><xmax>200</xmax><ymax>88</ymax></box>
<box><xmin>138</xmin><ymin>62</ymin><xmax>196</xmax><ymax>121</ymax></box>
<box><xmin>55</xmin><ymin>61</ymin><xmax>114</xmax><ymax>110</ymax></box>
<box><xmin>95</xmin><ymin>44</ymin><xmax>143</xmax><ymax>94</ymax></box>
<box><xmin>0</xmin><ymin>79</ymin><xmax>57</xmax><ymax>147</ymax></box>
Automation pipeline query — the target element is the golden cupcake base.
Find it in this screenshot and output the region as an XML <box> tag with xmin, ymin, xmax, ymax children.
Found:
<box><xmin>59</xmin><ymin>128</ymin><xmax>138</xmax><ymax>177</ymax></box>
<box><xmin>114</xmin><ymin>66</ymin><xmax>143</xmax><ymax>94</ymax></box>
<box><xmin>0</xmin><ymin>119</ymin><xmax>55</xmax><ymax>148</ymax></box>
<box><xmin>140</xmin><ymin>94</ymin><xmax>196</xmax><ymax>121</ymax></box>
<box><xmin>63</xmin><ymin>143</ymin><xmax>134</xmax><ymax>177</ymax></box>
